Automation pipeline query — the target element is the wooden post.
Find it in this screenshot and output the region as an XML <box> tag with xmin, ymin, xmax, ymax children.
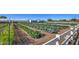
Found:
<box><xmin>56</xmin><ymin>34</ymin><xmax>60</xmax><ymax>45</ymax></box>
<box><xmin>56</xmin><ymin>34</ymin><xmax>60</xmax><ymax>40</ymax></box>
<box><xmin>66</xmin><ymin>26</ymin><xmax>74</xmax><ymax>45</ymax></box>
<box><xmin>56</xmin><ymin>41</ymin><xmax>59</xmax><ymax>45</ymax></box>
<box><xmin>70</xmin><ymin>26</ymin><xmax>74</xmax><ymax>40</ymax></box>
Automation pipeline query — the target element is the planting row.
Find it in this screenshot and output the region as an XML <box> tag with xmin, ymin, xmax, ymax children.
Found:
<box><xmin>0</xmin><ymin>23</ymin><xmax>14</xmax><ymax>45</ymax></box>
<box><xmin>17</xmin><ymin>23</ymin><xmax>43</xmax><ymax>39</ymax></box>
<box><xmin>20</xmin><ymin>22</ymin><xmax>69</xmax><ymax>33</ymax></box>
<box><xmin>0</xmin><ymin>23</ymin><xmax>8</xmax><ymax>29</ymax></box>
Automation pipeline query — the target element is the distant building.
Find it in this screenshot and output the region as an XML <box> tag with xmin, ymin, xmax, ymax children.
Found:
<box><xmin>26</xmin><ymin>19</ymin><xmax>46</xmax><ymax>23</ymax></box>
<box><xmin>29</xmin><ymin>20</ymin><xmax>32</xmax><ymax>23</ymax></box>
<box><xmin>66</xmin><ymin>19</ymin><xmax>79</xmax><ymax>22</ymax></box>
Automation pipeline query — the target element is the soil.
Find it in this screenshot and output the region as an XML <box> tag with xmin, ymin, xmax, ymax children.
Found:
<box><xmin>13</xmin><ymin>24</ymin><xmax>35</xmax><ymax>45</ymax></box>
<box><xmin>20</xmin><ymin>26</ymin><xmax>68</xmax><ymax>44</ymax></box>
<box><xmin>58</xmin><ymin>28</ymin><xmax>70</xmax><ymax>34</ymax></box>
<box><xmin>14</xmin><ymin>24</ymin><xmax>70</xmax><ymax>45</ymax></box>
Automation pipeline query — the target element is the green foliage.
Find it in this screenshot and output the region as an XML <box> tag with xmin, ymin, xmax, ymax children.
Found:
<box><xmin>70</xmin><ymin>18</ymin><xmax>77</xmax><ymax>21</ymax></box>
<box><xmin>18</xmin><ymin>24</ymin><xmax>42</xmax><ymax>39</ymax></box>
<box><xmin>48</xmin><ymin>19</ymin><xmax>53</xmax><ymax>21</ymax></box>
<box><xmin>0</xmin><ymin>23</ymin><xmax>14</xmax><ymax>45</ymax></box>
<box><xmin>0</xmin><ymin>16</ymin><xmax>7</xmax><ymax>19</ymax></box>
<box><xmin>0</xmin><ymin>25</ymin><xmax>9</xmax><ymax>44</ymax></box>
<box><xmin>9</xmin><ymin>23</ymin><xmax>14</xmax><ymax>44</ymax></box>
<box><xmin>21</xmin><ymin>23</ymin><xmax>65</xmax><ymax>34</ymax></box>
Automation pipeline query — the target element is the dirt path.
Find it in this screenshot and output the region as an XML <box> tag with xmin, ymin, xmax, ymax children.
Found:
<box><xmin>20</xmin><ymin>25</ymin><xmax>56</xmax><ymax>45</ymax></box>
<box><xmin>14</xmin><ymin>23</ymin><xmax>70</xmax><ymax>45</ymax></box>
<box><xmin>21</xmin><ymin>26</ymin><xmax>69</xmax><ymax>45</ymax></box>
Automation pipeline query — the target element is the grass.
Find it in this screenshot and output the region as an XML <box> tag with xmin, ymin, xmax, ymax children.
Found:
<box><xmin>9</xmin><ymin>22</ymin><xmax>14</xmax><ymax>44</ymax></box>
<box><xmin>0</xmin><ymin>23</ymin><xmax>14</xmax><ymax>45</ymax></box>
<box><xmin>0</xmin><ymin>25</ymin><xmax>9</xmax><ymax>44</ymax></box>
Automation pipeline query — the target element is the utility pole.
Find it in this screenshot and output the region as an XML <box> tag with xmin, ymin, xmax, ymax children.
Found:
<box><xmin>8</xmin><ymin>18</ymin><xmax>10</xmax><ymax>45</ymax></box>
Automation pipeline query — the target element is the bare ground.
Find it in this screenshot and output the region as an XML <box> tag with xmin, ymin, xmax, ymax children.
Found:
<box><xmin>14</xmin><ymin>23</ymin><xmax>70</xmax><ymax>45</ymax></box>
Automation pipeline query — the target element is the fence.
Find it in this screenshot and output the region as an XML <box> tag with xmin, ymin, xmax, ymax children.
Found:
<box><xmin>43</xmin><ymin>24</ymin><xmax>79</xmax><ymax>45</ymax></box>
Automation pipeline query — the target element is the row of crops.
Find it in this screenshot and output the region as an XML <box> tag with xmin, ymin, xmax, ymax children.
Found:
<box><xmin>0</xmin><ymin>22</ymin><xmax>14</xmax><ymax>45</ymax></box>
<box><xmin>50</xmin><ymin>22</ymin><xmax>78</xmax><ymax>26</ymax></box>
<box><xmin>0</xmin><ymin>21</ymin><xmax>77</xmax><ymax>45</ymax></box>
<box><xmin>9</xmin><ymin>23</ymin><xmax>14</xmax><ymax>44</ymax></box>
<box><xmin>17</xmin><ymin>23</ymin><xmax>43</xmax><ymax>39</ymax></box>
<box><xmin>0</xmin><ymin>23</ymin><xmax>8</xmax><ymax>28</ymax></box>
<box><xmin>20</xmin><ymin>22</ymin><xmax>69</xmax><ymax>34</ymax></box>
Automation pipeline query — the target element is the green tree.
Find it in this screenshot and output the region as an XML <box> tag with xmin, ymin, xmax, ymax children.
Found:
<box><xmin>48</xmin><ymin>19</ymin><xmax>53</xmax><ymax>21</ymax></box>
<box><xmin>0</xmin><ymin>16</ymin><xmax>7</xmax><ymax>19</ymax></box>
<box><xmin>70</xmin><ymin>18</ymin><xmax>77</xmax><ymax>21</ymax></box>
<box><xmin>59</xmin><ymin>19</ymin><xmax>67</xmax><ymax>21</ymax></box>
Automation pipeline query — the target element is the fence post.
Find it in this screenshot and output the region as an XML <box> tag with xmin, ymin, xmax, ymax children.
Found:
<box><xmin>56</xmin><ymin>41</ymin><xmax>59</xmax><ymax>45</ymax></box>
<box><xmin>56</xmin><ymin>34</ymin><xmax>60</xmax><ymax>45</ymax></box>
<box><xmin>70</xmin><ymin>27</ymin><xmax>74</xmax><ymax>40</ymax></box>
<box><xmin>66</xmin><ymin>26</ymin><xmax>74</xmax><ymax>45</ymax></box>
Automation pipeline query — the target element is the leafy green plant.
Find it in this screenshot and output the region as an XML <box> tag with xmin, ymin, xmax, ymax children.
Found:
<box><xmin>18</xmin><ymin>24</ymin><xmax>42</xmax><ymax>39</ymax></box>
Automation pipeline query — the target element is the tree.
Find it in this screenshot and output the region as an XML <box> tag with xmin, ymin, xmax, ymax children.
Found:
<box><xmin>62</xmin><ymin>19</ymin><xmax>66</xmax><ymax>21</ymax></box>
<box><xmin>70</xmin><ymin>18</ymin><xmax>77</xmax><ymax>21</ymax></box>
<box><xmin>48</xmin><ymin>19</ymin><xmax>53</xmax><ymax>21</ymax></box>
<box><xmin>0</xmin><ymin>16</ymin><xmax>7</xmax><ymax>19</ymax></box>
<box><xmin>59</xmin><ymin>19</ymin><xmax>67</xmax><ymax>21</ymax></box>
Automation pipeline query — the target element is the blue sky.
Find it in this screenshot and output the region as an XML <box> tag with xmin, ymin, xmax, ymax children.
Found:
<box><xmin>0</xmin><ymin>14</ymin><xmax>79</xmax><ymax>20</ymax></box>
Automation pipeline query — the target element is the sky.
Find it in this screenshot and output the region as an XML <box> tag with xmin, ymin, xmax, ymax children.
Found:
<box><xmin>0</xmin><ymin>14</ymin><xmax>79</xmax><ymax>21</ymax></box>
